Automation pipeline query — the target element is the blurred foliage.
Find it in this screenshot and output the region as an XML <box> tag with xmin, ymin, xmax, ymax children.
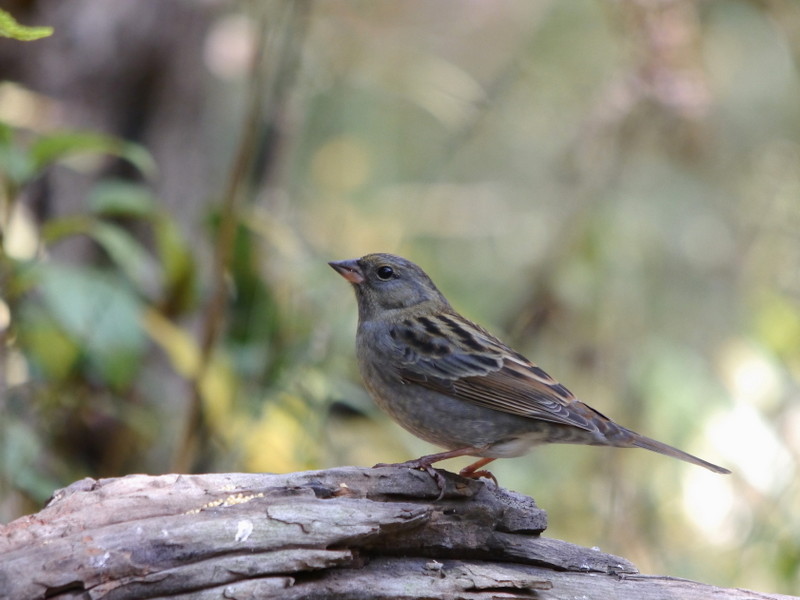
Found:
<box><xmin>1</xmin><ymin>0</ymin><xmax>800</xmax><ymax>595</ymax></box>
<box><xmin>0</xmin><ymin>124</ymin><xmax>194</xmax><ymax>494</ymax></box>
<box><xmin>0</xmin><ymin>8</ymin><xmax>52</xmax><ymax>41</ymax></box>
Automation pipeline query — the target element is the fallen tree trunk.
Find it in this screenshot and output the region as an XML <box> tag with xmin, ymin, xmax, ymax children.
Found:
<box><xmin>0</xmin><ymin>467</ymin><xmax>793</xmax><ymax>600</ymax></box>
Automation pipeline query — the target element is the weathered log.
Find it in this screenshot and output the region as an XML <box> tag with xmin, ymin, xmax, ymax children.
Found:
<box><xmin>0</xmin><ymin>467</ymin><xmax>794</xmax><ymax>600</ymax></box>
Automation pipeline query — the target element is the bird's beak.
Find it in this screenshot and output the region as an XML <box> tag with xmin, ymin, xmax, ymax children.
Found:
<box><xmin>328</xmin><ymin>259</ymin><xmax>364</xmax><ymax>284</ymax></box>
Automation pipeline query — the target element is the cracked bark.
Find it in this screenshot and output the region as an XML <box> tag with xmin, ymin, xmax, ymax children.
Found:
<box><xmin>0</xmin><ymin>467</ymin><xmax>794</xmax><ymax>600</ymax></box>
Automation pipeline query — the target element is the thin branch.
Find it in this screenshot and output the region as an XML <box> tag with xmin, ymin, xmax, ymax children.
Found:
<box><xmin>172</xmin><ymin>1</ymin><xmax>275</xmax><ymax>472</ymax></box>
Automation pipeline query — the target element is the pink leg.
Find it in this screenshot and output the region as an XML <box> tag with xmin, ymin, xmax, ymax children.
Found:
<box><xmin>374</xmin><ymin>447</ymin><xmax>484</xmax><ymax>470</ymax></box>
<box><xmin>459</xmin><ymin>457</ymin><xmax>498</xmax><ymax>485</ymax></box>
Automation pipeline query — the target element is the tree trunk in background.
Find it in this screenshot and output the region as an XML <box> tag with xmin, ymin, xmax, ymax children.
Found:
<box><xmin>1</xmin><ymin>467</ymin><xmax>794</xmax><ymax>600</ymax></box>
<box><xmin>0</xmin><ymin>0</ymin><xmax>216</xmax><ymax>251</ymax></box>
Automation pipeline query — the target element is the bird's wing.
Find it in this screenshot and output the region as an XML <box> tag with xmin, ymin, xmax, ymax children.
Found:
<box><xmin>390</xmin><ymin>312</ymin><xmax>605</xmax><ymax>432</ymax></box>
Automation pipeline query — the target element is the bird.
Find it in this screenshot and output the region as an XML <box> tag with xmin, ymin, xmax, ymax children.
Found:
<box><xmin>329</xmin><ymin>253</ymin><xmax>730</xmax><ymax>490</ymax></box>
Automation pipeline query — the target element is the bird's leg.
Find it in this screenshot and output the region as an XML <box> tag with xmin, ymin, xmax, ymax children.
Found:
<box><xmin>374</xmin><ymin>447</ymin><xmax>487</xmax><ymax>500</ymax></box>
<box><xmin>374</xmin><ymin>447</ymin><xmax>482</xmax><ymax>470</ymax></box>
<box><xmin>459</xmin><ymin>457</ymin><xmax>498</xmax><ymax>485</ymax></box>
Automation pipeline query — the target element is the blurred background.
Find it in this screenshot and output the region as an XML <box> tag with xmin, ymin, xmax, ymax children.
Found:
<box><xmin>1</xmin><ymin>0</ymin><xmax>799</xmax><ymax>594</ymax></box>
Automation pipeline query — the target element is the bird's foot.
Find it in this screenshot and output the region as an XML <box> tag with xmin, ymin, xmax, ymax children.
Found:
<box><xmin>459</xmin><ymin>468</ymin><xmax>498</xmax><ymax>485</ymax></box>
<box><xmin>373</xmin><ymin>448</ymin><xmax>493</xmax><ymax>500</ymax></box>
<box><xmin>458</xmin><ymin>457</ymin><xmax>498</xmax><ymax>485</ymax></box>
<box><xmin>373</xmin><ymin>459</ymin><xmax>447</xmax><ymax>499</ymax></box>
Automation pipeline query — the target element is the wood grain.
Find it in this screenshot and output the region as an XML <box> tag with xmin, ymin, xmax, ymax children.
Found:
<box><xmin>0</xmin><ymin>467</ymin><xmax>793</xmax><ymax>600</ymax></box>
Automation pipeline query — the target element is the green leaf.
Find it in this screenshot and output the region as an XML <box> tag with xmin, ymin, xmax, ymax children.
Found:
<box><xmin>42</xmin><ymin>213</ymin><xmax>163</xmax><ymax>300</ymax></box>
<box><xmin>0</xmin><ymin>120</ymin><xmax>13</xmax><ymax>143</ymax></box>
<box><xmin>1</xmin><ymin>420</ymin><xmax>58</xmax><ymax>502</ymax></box>
<box><xmin>0</xmin><ymin>122</ymin><xmax>34</xmax><ymax>186</ymax></box>
<box><xmin>89</xmin><ymin>221</ymin><xmax>161</xmax><ymax>299</ymax></box>
<box><xmin>0</xmin><ymin>143</ymin><xmax>36</xmax><ymax>185</ymax></box>
<box><xmin>35</xmin><ymin>264</ymin><xmax>147</xmax><ymax>388</ymax></box>
<box><xmin>154</xmin><ymin>217</ymin><xmax>197</xmax><ymax>314</ymax></box>
<box><xmin>16</xmin><ymin>305</ymin><xmax>81</xmax><ymax>381</ymax></box>
<box><xmin>40</xmin><ymin>215</ymin><xmax>94</xmax><ymax>244</ymax></box>
<box><xmin>87</xmin><ymin>179</ymin><xmax>158</xmax><ymax>218</ymax></box>
<box><xmin>0</xmin><ymin>9</ymin><xmax>53</xmax><ymax>41</ymax></box>
<box><xmin>30</xmin><ymin>132</ymin><xmax>156</xmax><ymax>176</ymax></box>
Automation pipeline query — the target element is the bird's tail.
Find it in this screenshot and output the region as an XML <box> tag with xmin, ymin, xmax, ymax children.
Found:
<box><xmin>629</xmin><ymin>432</ymin><xmax>730</xmax><ymax>474</ymax></box>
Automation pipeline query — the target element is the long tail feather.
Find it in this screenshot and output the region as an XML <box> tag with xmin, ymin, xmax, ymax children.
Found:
<box><xmin>631</xmin><ymin>434</ymin><xmax>730</xmax><ymax>474</ymax></box>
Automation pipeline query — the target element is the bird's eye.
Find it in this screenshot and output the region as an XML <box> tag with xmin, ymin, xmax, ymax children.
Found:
<box><xmin>376</xmin><ymin>266</ymin><xmax>394</xmax><ymax>280</ymax></box>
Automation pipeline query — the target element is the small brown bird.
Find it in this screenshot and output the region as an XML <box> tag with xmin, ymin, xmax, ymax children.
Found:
<box><xmin>330</xmin><ymin>253</ymin><xmax>730</xmax><ymax>488</ymax></box>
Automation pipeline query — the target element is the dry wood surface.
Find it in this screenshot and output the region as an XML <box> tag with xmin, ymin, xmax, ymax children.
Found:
<box><xmin>1</xmin><ymin>467</ymin><xmax>794</xmax><ymax>600</ymax></box>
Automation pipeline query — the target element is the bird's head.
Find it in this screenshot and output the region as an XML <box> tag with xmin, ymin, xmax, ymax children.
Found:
<box><xmin>329</xmin><ymin>253</ymin><xmax>450</xmax><ymax>321</ymax></box>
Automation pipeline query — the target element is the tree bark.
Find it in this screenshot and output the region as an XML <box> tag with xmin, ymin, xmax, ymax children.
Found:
<box><xmin>0</xmin><ymin>467</ymin><xmax>793</xmax><ymax>600</ymax></box>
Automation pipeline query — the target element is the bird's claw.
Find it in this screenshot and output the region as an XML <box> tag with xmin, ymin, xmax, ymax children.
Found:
<box><xmin>372</xmin><ymin>460</ymin><xmax>447</xmax><ymax>500</ymax></box>
<box><xmin>458</xmin><ymin>468</ymin><xmax>498</xmax><ymax>486</ymax></box>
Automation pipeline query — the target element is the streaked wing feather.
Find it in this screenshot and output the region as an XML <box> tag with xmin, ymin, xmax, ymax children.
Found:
<box><xmin>392</xmin><ymin>313</ymin><xmax>597</xmax><ymax>432</ymax></box>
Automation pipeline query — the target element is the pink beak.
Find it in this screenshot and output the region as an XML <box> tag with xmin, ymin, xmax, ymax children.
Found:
<box><xmin>329</xmin><ymin>259</ymin><xmax>364</xmax><ymax>284</ymax></box>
